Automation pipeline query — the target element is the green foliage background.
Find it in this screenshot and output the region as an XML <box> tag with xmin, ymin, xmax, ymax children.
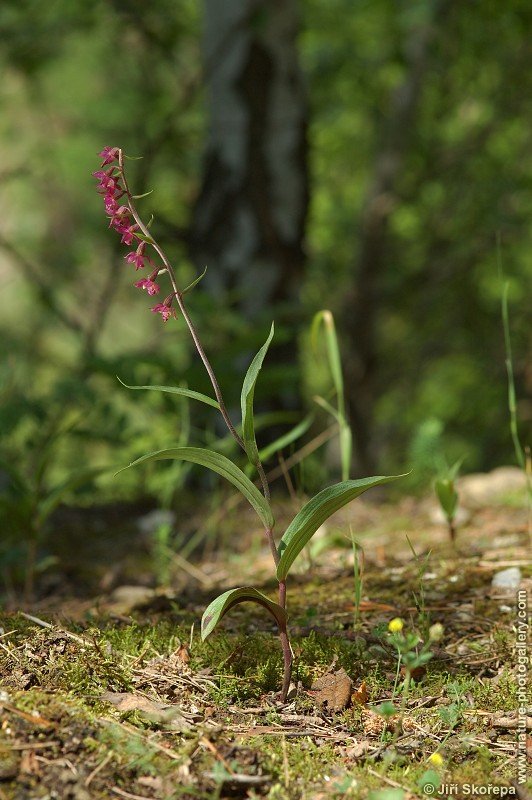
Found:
<box><xmin>1</xmin><ymin>0</ymin><xmax>531</xmax><ymax>519</ymax></box>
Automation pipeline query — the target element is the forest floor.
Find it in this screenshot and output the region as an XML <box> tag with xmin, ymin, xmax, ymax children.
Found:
<box><xmin>0</xmin><ymin>469</ymin><xmax>531</xmax><ymax>800</ymax></box>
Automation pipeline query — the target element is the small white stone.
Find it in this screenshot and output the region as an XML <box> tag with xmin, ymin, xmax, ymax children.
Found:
<box><xmin>491</xmin><ymin>567</ymin><xmax>522</xmax><ymax>592</ymax></box>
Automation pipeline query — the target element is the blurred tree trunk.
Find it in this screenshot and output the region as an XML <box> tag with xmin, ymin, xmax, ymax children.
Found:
<box><xmin>342</xmin><ymin>0</ymin><xmax>452</xmax><ymax>474</ymax></box>
<box><xmin>190</xmin><ymin>0</ymin><xmax>308</xmax><ymax>320</ymax></box>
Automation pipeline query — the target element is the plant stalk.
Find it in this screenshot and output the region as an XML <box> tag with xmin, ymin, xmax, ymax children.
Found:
<box><xmin>118</xmin><ymin>151</ymin><xmax>245</xmax><ymax>453</ymax></box>
<box><xmin>277</xmin><ymin>579</ymin><xmax>293</xmax><ymax>701</ymax></box>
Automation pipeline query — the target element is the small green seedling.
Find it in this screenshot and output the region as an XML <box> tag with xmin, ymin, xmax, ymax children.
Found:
<box><xmin>434</xmin><ymin>458</ymin><xmax>462</xmax><ymax>543</ymax></box>
<box><xmin>311</xmin><ymin>309</ymin><xmax>352</xmax><ymax>481</ymax></box>
<box><xmin>95</xmin><ymin>147</ymin><xmax>404</xmax><ymax>700</ymax></box>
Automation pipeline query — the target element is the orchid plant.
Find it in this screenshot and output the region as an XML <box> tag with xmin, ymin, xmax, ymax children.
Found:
<box><xmin>94</xmin><ymin>147</ymin><xmax>401</xmax><ymax>701</ymax></box>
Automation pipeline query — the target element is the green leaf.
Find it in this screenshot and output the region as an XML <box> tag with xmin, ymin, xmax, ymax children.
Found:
<box><xmin>117</xmin><ymin>377</ymin><xmax>220</xmax><ymax>410</ymax></box>
<box><xmin>435</xmin><ymin>478</ymin><xmax>458</xmax><ymax>520</ymax></box>
<box><xmin>311</xmin><ymin>310</ymin><xmax>352</xmax><ymax>480</ymax></box>
<box><xmin>372</xmin><ymin>701</ymin><xmax>398</xmax><ymax>718</ymax></box>
<box><xmin>201</xmin><ymin>587</ymin><xmax>287</xmax><ymax>640</ymax></box>
<box><xmin>447</xmin><ymin>457</ymin><xmax>464</xmax><ymax>481</ymax></box>
<box><xmin>116</xmin><ymin>446</ymin><xmax>274</xmax><ymax>529</ymax></box>
<box><xmin>182</xmin><ymin>266</ymin><xmax>207</xmax><ymax>295</ymax></box>
<box><xmin>133</xmin><ymin>231</ymin><xmax>156</xmax><ymax>245</ymax></box>
<box><xmin>417</xmin><ymin>771</ymin><xmax>441</xmax><ymax>793</ymax></box>
<box><xmin>240</xmin><ymin>323</ymin><xmax>275</xmax><ymax>467</ymax></box>
<box><xmin>276</xmin><ymin>475</ymin><xmax>403</xmax><ymax>581</ymax></box>
<box><xmin>311</xmin><ymin>310</ymin><xmax>344</xmax><ymax>399</ymax></box>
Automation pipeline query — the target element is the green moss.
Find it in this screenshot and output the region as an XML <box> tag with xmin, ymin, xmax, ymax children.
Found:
<box><xmin>1</xmin><ymin>525</ymin><xmax>527</xmax><ymax>800</ymax></box>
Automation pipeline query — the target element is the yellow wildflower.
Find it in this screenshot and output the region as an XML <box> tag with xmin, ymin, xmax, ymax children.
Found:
<box><xmin>388</xmin><ymin>617</ymin><xmax>404</xmax><ymax>633</ymax></box>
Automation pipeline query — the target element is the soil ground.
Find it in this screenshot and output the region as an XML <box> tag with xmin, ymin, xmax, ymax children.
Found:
<box><xmin>1</xmin><ymin>481</ymin><xmax>531</xmax><ymax>799</ymax></box>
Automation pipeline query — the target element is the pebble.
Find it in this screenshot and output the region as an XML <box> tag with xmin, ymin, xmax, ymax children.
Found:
<box><xmin>491</xmin><ymin>567</ymin><xmax>522</xmax><ymax>592</ymax></box>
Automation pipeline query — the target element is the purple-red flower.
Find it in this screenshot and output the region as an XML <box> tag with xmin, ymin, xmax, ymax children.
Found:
<box><xmin>118</xmin><ymin>223</ymin><xmax>140</xmax><ymax>246</ymax></box>
<box><xmin>107</xmin><ymin>204</ymin><xmax>131</xmax><ymax>228</ymax></box>
<box><xmin>151</xmin><ymin>303</ymin><xmax>176</xmax><ymax>322</ymax></box>
<box><xmin>124</xmin><ymin>242</ymin><xmax>153</xmax><ymax>270</ymax></box>
<box><xmin>98</xmin><ymin>146</ymin><xmax>120</xmax><ymax>166</ymax></box>
<box><xmin>135</xmin><ymin>278</ymin><xmax>160</xmax><ymax>296</ymax></box>
<box><xmin>95</xmin><ymin>148</ymin><xmax>174</xmax><ymax>318</ymax></box>
<box><xmin>93</xmin><ymin>169</ymin><xmax>123</xmax><ymax>198</ymax></box>
<box><xmin>104</xmin><ymin>196</ymin><xmax>120</xmax><ymax>217</ymax></box>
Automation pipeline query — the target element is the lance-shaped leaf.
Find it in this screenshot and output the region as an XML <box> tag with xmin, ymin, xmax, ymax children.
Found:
<box><xmin>182</xmin><ymin>266</ymin><xmax>207</xmax><ymax>295</ymax></box>
<box><xmin>117</xmin><ymin>377</ymin><xmax>220</xmax><ymax>410</ymax></box>
<box><xmin>240</xmin><ymin>323</ymin><xmax>275</xmax><ymax>467</ymax></box>
<box><xmin>276</xmin><ymin>475</ymin><xmax>403</xmax><ymax>581</ymax></box>
<box><xmin>201</xmin><ymin>587</ymin><xmax>287</xmax><ymax>641</ymax></box>
<box><xmin>117</xmin><ymin>446</ymin><xmax>274</xmax><ymax>529</ymax></box>
<box><xmin>133</xmin><ymin>231</ymin><xmax>156</xmax><ymax>245</ymax></box>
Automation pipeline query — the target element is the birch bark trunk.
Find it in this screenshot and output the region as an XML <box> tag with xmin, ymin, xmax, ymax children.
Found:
<box><xmin>190</xmin><ymin>0</ymin><xmax>308</xmax><ymax>319</ymax></box>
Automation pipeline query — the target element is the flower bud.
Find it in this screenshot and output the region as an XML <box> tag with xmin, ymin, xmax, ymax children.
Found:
<box><xmin>429</xmin><ymin>623</ymin><xmax>444</xmax><ymax>642</ymax></box>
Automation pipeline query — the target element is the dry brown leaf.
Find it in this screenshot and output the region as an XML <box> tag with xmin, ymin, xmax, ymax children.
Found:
<box><xmin>101</xmin><ymin>691</ymin><xmax>166</xmax><ymax>714</ymax></box>
<box><xmin>19</xmin><ymin>750</ymin><xmax>41</xmax><ymax>776</ymax></box>
<box><xmin>309</xmin><ymin>668</ymin><xmax>352</xmax><ymax>711</ymax></box>
<box><xmin>351</xmin><ymin>680</ymin><xmax>368</xmax><ymax>706</ymax></box>
<box><xmin>341</xmin><ymin>739</ymin><xmax>373</xmax><ymax>760</ymax></box>
<box><xmin>100</xmin><ymin>691</ymin><xmax>192</xmax><ymax>728</ymax></box>
<box><xmin>174</xmin><ymin>644</ymin><xmax>190</xmax><ymax>664</ymax></box>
